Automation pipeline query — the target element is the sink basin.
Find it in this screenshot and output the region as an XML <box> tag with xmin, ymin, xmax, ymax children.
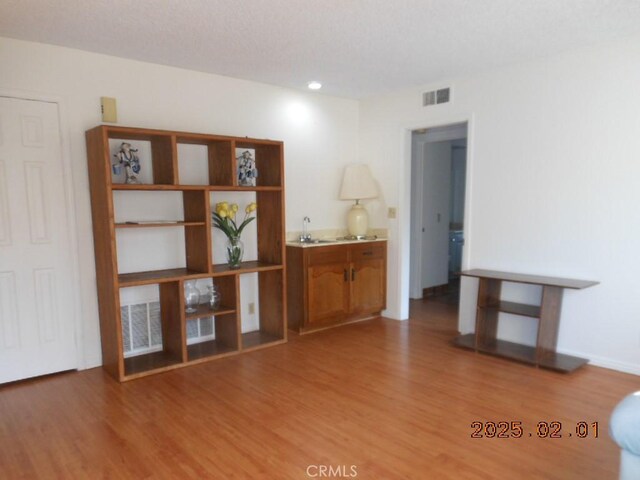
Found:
<box><xmin>297</xmin><ymin>238</ymin><xmax>335</xmax><ymax>244</ymax></box>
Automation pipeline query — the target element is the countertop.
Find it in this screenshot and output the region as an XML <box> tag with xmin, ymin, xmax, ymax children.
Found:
<box><xmin>286</xmin><ymin>237</ymin><xmax>387</xmax><ymax>248</ymax></box>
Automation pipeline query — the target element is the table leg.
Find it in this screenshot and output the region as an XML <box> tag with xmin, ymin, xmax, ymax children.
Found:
<box><xmin>536</xmin><ymin>285</ymin><xmax>563</xmax><ymax>363</ymax></box>
<box><xmin>475</xmin><ymin>278</ymin><xmax>501</xmax><ymax>349</ymax></box>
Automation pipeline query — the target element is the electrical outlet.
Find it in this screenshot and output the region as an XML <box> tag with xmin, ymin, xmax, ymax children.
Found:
<box><xmin>388</xmin><ymin>207</ymin><xmax>397</xmax><ymax>219</ymax></box>
<box><xmin>248</xmin><ymin>302</ymin><xmax>255</xmax><ymax>314</ymax></box>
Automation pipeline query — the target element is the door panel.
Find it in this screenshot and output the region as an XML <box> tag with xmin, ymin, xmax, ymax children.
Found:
<box><xmin>0</xmin><ymin>97</ymin><xmax>77</xmax><ymax>383</ymax></box>
<box><xmin>307</xmin><ymin>264</ymin><xmax>349</xmax><ymax>324</ymax></box>
<box><xmin>422</xmin><ymin>141</ymin><xmax>451</xmax><ymax>289</ymax></box>
<box><xmin>0</xmin><ymin>162</ymin><xmax>11</xmax><ymax>246</ymax></box>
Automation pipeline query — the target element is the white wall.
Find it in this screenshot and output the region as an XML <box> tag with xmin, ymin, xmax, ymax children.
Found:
<box><xmin>0</xmin><ymin>37</ymin><xmax>359</xmax><ymax>369</ymax></box>
<box><xmin>4</xmin><ymin>33</ymin><xmax>640</xmax><ymax>374</ymax></box>
<box><xmin>359</xmin><ymin>33</ymin><xmax>640</xmax><ymax>374</ymax></box>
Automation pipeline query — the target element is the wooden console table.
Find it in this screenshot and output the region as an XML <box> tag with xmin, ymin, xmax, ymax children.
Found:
<box><xmin>453</xmin><ymin>269</ymin><xmax>598</xmax><ymax>373</ymax></box>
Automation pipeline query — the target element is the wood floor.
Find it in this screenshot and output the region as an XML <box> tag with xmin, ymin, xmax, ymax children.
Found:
<box><xmin>1</xmin><ymin>299</ymin><xmax>637</xmax><ymax>479</ymax></box>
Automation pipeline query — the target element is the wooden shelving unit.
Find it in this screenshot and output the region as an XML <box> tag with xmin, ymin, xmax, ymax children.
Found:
<box><xmin>86</xmin><ymin>125</ymin><xmax>287</xmax><ymax>382</ymax></box>
<box><xmin>453</xmin><ymin>269</ymin><xmax>598</xmax><ymax>373</ymax></box>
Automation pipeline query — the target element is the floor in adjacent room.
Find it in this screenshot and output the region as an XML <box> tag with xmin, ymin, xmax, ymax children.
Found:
<box><xmin>0</xmin><ymin>298</ymin><xmax>635</xmax><ymax>479</ymax></box>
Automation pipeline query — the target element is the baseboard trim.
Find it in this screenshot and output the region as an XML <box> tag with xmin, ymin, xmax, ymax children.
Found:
<box><xmin>558</xmin><ymin>348</ymin><xmax>640</xmax><ymax>376</ymax></box>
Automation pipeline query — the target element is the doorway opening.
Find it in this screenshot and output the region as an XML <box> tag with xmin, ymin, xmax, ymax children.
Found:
<box><xmin>408</xmin><ymin>122</ymin><xmax>468</xmax><ymax>329</ymax></box>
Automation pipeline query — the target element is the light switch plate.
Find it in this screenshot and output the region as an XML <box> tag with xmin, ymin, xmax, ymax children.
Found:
<box><xmin>101</xmin><ymin>97</ymin><xmax>117</xmax><ymax>123</ymax></box>
<box><xmin>388</xmin><ymin>207</ymin><xmax>397</xmax><ymax>219</ymax></box>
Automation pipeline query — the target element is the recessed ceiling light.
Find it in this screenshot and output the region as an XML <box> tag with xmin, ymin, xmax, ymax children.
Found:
<box><xmin>307</xmin><ymin>81</ymin><xmax>322</xmax><ymax>90</ymax></box>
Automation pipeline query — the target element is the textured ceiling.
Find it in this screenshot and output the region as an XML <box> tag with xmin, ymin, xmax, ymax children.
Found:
<box><xmin>2</xmin><ymin>0</ymin><xmax>640</xmax><ymax>98</ymax></box>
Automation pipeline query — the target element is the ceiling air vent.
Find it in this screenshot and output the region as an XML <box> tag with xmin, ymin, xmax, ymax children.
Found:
<box><xmin>423</xmin><ymin>87</ymin><xmax>451</xmax><ymax>107</ymax></box>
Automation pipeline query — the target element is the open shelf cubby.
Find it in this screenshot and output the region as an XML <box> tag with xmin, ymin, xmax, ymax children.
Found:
<box><xmin>120</xmin><ymin>282</ymin><xmax>185</xmax><ymax>379</ymax></box>
<box><xmin>239</xmin><ymin>269</ymin><xmax>286</xmax><ymax>351</ymax></box>
<box><xmin>87</xmin><ymin>125</ymin><xmax>286</xmax><ymax>381</ymax></box>
<box><xmin>185</xmin><ymin>275</ymin><xmax>239</xmax><ymax>363</ymax></box>
<box><xmin>186</xmin><ymin>307</ymin><xmax>239</xmax><ymax>363</ymax></box>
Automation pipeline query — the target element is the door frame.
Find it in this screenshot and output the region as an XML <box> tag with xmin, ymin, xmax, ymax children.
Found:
<box><xmin>398</xmin><ymin>113</ymin><xmax>475</xmax><ymax>322</ymax></box>
<box><xmin>410</xmin><ymin>124</ymin><xmax>468</xmax><ymax>298</ymax></box>
<box><xmin>0</xmin><ymin>88</ymin><xmax>84</xmax><ymax>370</ymax></box>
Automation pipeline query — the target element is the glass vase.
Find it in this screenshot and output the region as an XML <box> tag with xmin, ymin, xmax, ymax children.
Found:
<box><xmin>184</xmin><ymin>280</ymin><xmax>200</xmax><ymax>313</ymax></box>
<box><xmin>226</xmin><ymin>235</ymin><xmax>244</xmax><ymax>269</ymax></box>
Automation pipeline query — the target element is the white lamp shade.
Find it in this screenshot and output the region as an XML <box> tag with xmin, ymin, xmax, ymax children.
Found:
<box><xmin>339</xmin><ymin>164</ymin><xmax>378</xmax><ymax>201</ymax></box>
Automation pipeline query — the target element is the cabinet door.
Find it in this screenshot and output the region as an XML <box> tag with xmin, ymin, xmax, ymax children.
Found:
<box><xmin>349</xmin><ymin>243</ymin><xmax>386</xmax><ymax>315</ymax></box>
<box><xmin>307</xmin><ymin>263</ymin><xmax>350</xmax><ymax>324</ymax></box>
<box><xmin>350</xmin><ymin>258</ymin><xmax>386</xmax><ymax>315</ymax></box>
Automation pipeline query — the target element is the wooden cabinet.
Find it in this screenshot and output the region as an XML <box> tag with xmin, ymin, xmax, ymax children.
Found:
<box><xmin>86</xmin><ymin>125</ymin><xmax>287</xmax><ymax>382</ymax></box>
<box><xmin>287</xmin><ymin>241</ymin><xmax>386</xmax><ymax>333</ymax></box>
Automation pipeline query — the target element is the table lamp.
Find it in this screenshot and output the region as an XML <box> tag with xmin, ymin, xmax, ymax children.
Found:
<box><xmin>339</xmin><ymin>164</ymin><xmax>378</xmax><ymax>237</ymax></box>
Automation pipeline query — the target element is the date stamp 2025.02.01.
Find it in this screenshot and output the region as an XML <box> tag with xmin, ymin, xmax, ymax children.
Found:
<box><xmin>470</xmin><ymin>421</ymin><xmax>599</xmax><ymax>439</ymax></box>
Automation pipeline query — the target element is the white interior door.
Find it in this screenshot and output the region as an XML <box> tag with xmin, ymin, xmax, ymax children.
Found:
<box><xmin>421</xmin><ymin>141</ymin><xmax>451</xmax><ymax>289</ymax></box>
<box><xmin>0</xmin><ymin>96</ymin><xmax>77</xmax><ymax>383</ymax></box>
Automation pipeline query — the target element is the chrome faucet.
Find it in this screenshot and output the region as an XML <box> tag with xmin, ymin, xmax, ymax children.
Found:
<box><xmin>300</xmin><ymin>216</ymin><xmax>311</xmax><ymax>242</ymax></box>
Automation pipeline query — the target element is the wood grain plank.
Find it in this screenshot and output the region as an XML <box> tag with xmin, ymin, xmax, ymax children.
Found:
<box><xmin>257</xmin><ymin>269</ymin><xmax>285</xmax><ymax>339</ymax></box>
<box><xmin>536</xmin><ymin>285</ymin><xmax>563</xmax><ymax>362</ymax></box>
<box><xmin>150</xmin><ymin>135</ymin><xmax>176</xmax><ymax>185</ymax></box>
<box><xmin>208</xmin><ymin>140</ymin><xmax>234</xmax><ymax>186</ymax></box>
<box><xmin>0</xmin><ymin>300</ymin><xmax>632</xmax><ymax>479</ymax></box>
<box><xmin>183</xmin><ymin>190</ymin><xmax>211</xmax><ymax>274</ymax></box>
<box><xmin>475</xmin><ymin>278</ymin><xmax>501</xmax><ymax>348</ymax></box>
<box><xmin>461</xmin><ymin>269</ymin><xmax>598</xmax><ymax>289</ymax></box>
<box><xmin>286</xmin><ymin>246</ymin><xmax>304</xmax><ymax>331</ymax></box>
<box><xmin>160</xmin><ymin>281</ymin><xmax>185</xmax><ymax>363</ymax></box>
<box><xmin>256</xmin><ymin>190</ymin><xmax>284</xmax><ymax>265</ymax></box>
<box><xmin>85</xmin><ymin>126</ymin><xmax>123</xmax><ymax>380</ymax></box>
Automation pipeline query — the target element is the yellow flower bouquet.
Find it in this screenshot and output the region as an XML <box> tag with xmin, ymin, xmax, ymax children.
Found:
<box><xmin>212</xmin><ymin>201</ymin><xmax>257</xmax><ymax>268</ymax></box>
